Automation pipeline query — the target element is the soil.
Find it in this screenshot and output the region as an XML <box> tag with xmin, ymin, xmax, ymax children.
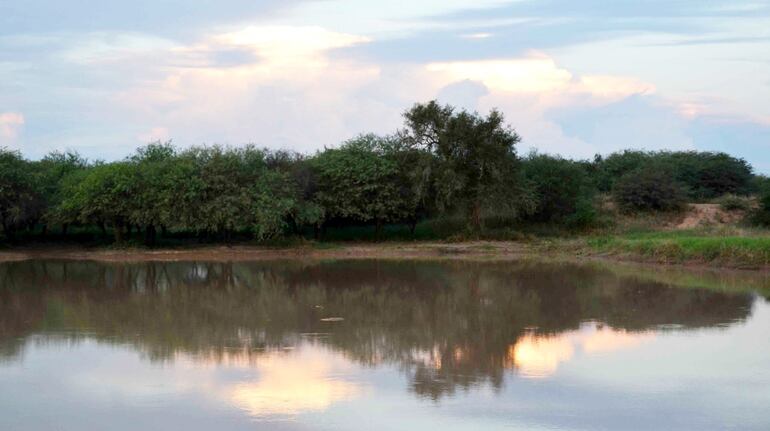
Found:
<box><xmin>0</xmin><ymin>242</ymin><xmax>535</xmax><ymax>263</ymax></box>
<box><xmin>675</xmin><ymin>204</ymin><xmax>745</xmax><ymax>229</ymax></box>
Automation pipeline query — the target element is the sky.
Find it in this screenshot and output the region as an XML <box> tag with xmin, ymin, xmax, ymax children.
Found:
<box><xmin>1</xmin><ymin>0</ymin><xmax>770</xmax><ymax>172</ymax></box>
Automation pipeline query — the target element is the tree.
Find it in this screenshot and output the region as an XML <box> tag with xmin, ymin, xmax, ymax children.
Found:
<box><xmin>671</xmin><ymin>152</ymin><xmax>753</xmax><ymax>199</ymax></box>
<box><xmin>62</xmin><ymin>162</ymin><xmax>137</xmax><ymax>242</ymax></box>
<box><xmin>0</xmin><ymin>149</ymin><xmax>39</xmax><ymax>241</ymax></box>
<box><xmin>594</xmin><ymin>150</ymin><xmax>652</xmax><ymax>192</ymax></box>
<box><xmin>522</xmin><ymin>153</ymin><xmax>596</xmax><ymax>227</ymax></box>
<box><xmin>311</xmin><ymin>134</ymin><xmax>410</xmax><ymax>238</ymax></box>
<box><xmin>400</xmin><ymin>101</ymin><xmax>527</xmax><ymax>232</ymax></box>
<box><xmin>129</xmin><ymin>142</ymin><xmax>178</xmax><ymax>245</ymax></box>
<box><xmin>595</xmin><ymin>150</ymin><xmax>754</xmax><ymax>199</ymax></box>
<box><xmin>612</xmin><ymin>167</ymin><xmax>687</xmax><ymax>213</ymax></box>
<box><xmin>33</xmin><ymin>150</ymin><xmax>89</xmax><ymax>234</ymax></box>
<box><xmin>265</xmin><ymin>150</ymin><xmax>324</xmax><ymax>236</ymax></box>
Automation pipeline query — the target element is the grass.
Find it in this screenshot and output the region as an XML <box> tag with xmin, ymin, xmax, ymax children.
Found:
<box><xmin>587</xmin><ymin>230</ymin><xmax>770</xmax><ymax>268</ymax></box>
<box><xmin>598</xmin><ymin>261</ymin><xmax>770</xmax><ymax>299</ymax></box>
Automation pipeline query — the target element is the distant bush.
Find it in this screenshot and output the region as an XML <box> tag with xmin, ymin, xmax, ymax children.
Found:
<box><xmin>594</xmin><ymin>150</ymin><xmax>652</xmax><ymax>192</ymax></box>
<box><xmin>612</xmin><ymin>167</ymin><xmax>687</xmax><ymax>213</ymax></box>
<box><xmin>666</xmin><ymin>152</ymin><xmax>753</xmax><ymax>200</ymax></box>
<box><xmin>716</xmin><ymin>194</ymin><xmax>752</xmax><ymax>212</ymax></box>
<box><xmin>522</xmin><ymin>153</ymin><xmax>597</xmax><ymax>228</ymax></box>
<box><xmin>753</xmin><ymin>185</ymin><xmax>770</xmax><ymax>227</ymax></box>
<box><xmin>595</xmin><ymin>150</ymin><xmax>753</xmax><ymax>200</ymax></box>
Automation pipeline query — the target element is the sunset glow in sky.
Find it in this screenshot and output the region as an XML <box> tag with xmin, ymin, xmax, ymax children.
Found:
<box><xmin>1</xmin><ymin>1</ymin><xmax>769</xmax><ymax>171</ymax></box>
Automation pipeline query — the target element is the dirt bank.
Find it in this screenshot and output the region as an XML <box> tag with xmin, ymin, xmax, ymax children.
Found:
<box><xmin>0</xmin><ymin>242</ymin><xmax>535</xmax><ymax>263</ymax></box>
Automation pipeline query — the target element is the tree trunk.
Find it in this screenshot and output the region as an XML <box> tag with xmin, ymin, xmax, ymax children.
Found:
<box><xmin>99</xmin><ymin>221</ymin><xmax>107</xmax><ymax>239</ymax></box>
<box><xmin>161</xmin><ymin>225</ymin><xmax>167</xmax><ymax>237</ymax></box>
<box><xmin>468</xmin><ymin>200</ymin><xmax>482</xmax><ymax>234</ymax></box>
<box><xmin>62</xmin><ymin>223</ymin><xmax>69</xmax><ymax>236</ymax></box>
<box><xmin>1</xmin><ymin>220</ymin><xmax>15</xmax><ymax>243</ymax></box>
<box><xmin>144</xmin><ymin>224</ymin><xmax>156</xmax><ymax>247</ymax></box>
<box><xmin>41</xmin><ymin>224</ymin><xmax>48</xmax><ymax>237</ymax></box>
<box><xmin>409</xmin><ymin>220</ymin><xmax>417</xmax><ymax>236</ymax></box>
<box><xmin>375</xmin><ymin>218</ymin><xmax>383</xmax><ymax>242</ymax></box>
<box><xmin>113</xmin><ymin>220</ymin><xmax>124</xmax><ymax>243</ymax></box>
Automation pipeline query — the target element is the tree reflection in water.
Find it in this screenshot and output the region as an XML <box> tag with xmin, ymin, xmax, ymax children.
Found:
<box><xmin>0</xmin><ymin>259</ymin><xmax>757</xmax><ymax>400</ymax></box>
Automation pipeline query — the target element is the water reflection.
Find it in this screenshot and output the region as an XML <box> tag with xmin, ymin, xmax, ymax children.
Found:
<box><xmin>0</xmin><ymin>259</ymin><xmax>768</xmax><ymax>430</ymax></box>
<box><xmin>509</xmin><ymin>324</ymin><xmax>655</xmax><ymax>378</ymax></box>
<box><xmin>227</xmin><ymin>347</ymin><xmax>361</xmax><ymax>418</ymax></box>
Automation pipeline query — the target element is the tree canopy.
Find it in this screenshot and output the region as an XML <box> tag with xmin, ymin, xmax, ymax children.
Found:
<box><xmin>1</xmin><ymin>101</ymin><xmax>766</xmax><ymax>245</ymax></box>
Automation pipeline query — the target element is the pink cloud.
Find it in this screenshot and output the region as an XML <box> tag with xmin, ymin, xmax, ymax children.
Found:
<box><xmin>0</xmin><ymin>112</ymin><xmax>25</xmax><ymax>140</ymax></box>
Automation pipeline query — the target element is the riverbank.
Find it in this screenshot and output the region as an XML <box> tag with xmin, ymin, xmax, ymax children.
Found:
<box><xmin>0</xmin><ymin>241</ymin><xmax>533</xmax><ymax>263</ymax></box>
<box><xmin>2</xmin><ymin>235</ymin><xmax>770</xmax><ymax>271</ymax></box>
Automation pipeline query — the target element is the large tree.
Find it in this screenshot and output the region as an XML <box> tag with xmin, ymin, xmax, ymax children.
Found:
<box><xmin>400</xmin><ymin>101</ymin><xmax>528</xmax><ymax>232</ymax></box>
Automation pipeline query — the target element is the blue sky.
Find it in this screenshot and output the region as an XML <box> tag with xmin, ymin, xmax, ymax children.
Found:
<box><xmin>1</xmin><ymin>0</ymin><xmax>769</xmax><ymax>172</ymax></box>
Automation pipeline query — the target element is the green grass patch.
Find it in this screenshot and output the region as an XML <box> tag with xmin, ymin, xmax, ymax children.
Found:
<box><xmin>588</xmin><ymin>233</ymin><xmax>770</xmax><ymax>267</ymax></box>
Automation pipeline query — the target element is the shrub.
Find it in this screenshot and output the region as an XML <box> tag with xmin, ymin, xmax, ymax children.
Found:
<box><xmin>522</xmin><ymin>153</ymin><xmax>597</xmax><ymax>226</ymax></box>
<box><xmin>753</xmin><ymin>186</ymin><xmax>770</xmax><ymax>227</ymax></box>
<box><xmin>612</xmin><ymin>167</ymin><xmax>687</xmax><ymax>213</ymax></box>
<box><xmin>716</xmin><ymin>194</ymin><xmax>751</xmax><ymax>212</ymax></box>
<box><xmin>595</xmin><ymin>150</ymin><xmax>753</xmax><ymax>200</ymax></box>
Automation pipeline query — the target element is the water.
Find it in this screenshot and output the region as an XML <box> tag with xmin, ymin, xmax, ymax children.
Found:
<box><xmin>1</xmin><ymin>259</ymin><xmax>769</xmax><ymax>430</ymax></box>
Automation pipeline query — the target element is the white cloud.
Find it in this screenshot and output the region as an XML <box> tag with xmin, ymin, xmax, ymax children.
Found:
<box><xmin>460</xmin><ymin>32</ymin><xmax>493</xmax><ymax>39</ymax></box>
<box><xmin>7</xmin><ymin>22</ymin><xmax>757</xmax><ymax>165</ymax></box>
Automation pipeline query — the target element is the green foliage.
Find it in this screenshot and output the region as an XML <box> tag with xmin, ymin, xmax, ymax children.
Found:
<box><xmin>588</xmin><ymin>232</ymin><xmax>770</xmax><ymax>267</ymax></box>
<box><xmin>1</xmin><ymin>101</ymin><xmax>769</xmax><ymax>246</ymax></box>
<box><xmin>400</xmin><ymin>101</ymin><xmax>528</xmax><ymax>231</ymax></box>
<box><xmin>178</xmin><ymin>145</ymin><xmax>299</xmax><ymax>240</ymax></box>
<box><xmin>753</xmin><ymin>182</ymin><xmax>770</xmax><ymax>227</ymax></box>
<box><xmin>522</xmin><ymin>153</ymin><xmax>596</xmax><ymax>227</ymax></box>
<box><xmin>64</xmin><ymin>162</ymin><xmax>137</xmax><ymax>241</ymax></box>
<box><xmin>612</xmin><ymin>167</ymin><xmax>687</xmax><ymax>213</ymax></box>
<box><xmin>716</xmin><ymin>194</ymin><xmax>752</xmax><ymax>212</ymax></box>
<box><xmin>594</xmin><ymin>150</ymin><xmax>652</xmax><ymax>192</ymax></box>
<box><xmin>0</xmin><ymin>149</ymin><xmax>39</xmax><ymax>239</ymax></box>
<box><xmin>595</xmin><ymin>150</ymin><xmax>753</xmax><ymax>200</ymax></box>
<box><xmin>32</xmin><ymin>150</ymin><xmax>88</xmax><ymax>226</ymax></box>
<box><xmin>311</xmin><ymin>134</ymin><xmax>409</xmax><ymax>232</ymax></box>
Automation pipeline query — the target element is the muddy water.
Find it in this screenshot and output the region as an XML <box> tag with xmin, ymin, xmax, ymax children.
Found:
<box><xmin>1</xmin><ymin>259</ymin><xmax>768</xmax><ymax>430</ymax></box>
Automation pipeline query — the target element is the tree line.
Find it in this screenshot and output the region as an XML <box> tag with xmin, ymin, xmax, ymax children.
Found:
<box><xmin>1</xmin><ymin>101</ymin><xmax>768</xmax><ymax>245</ymax></box>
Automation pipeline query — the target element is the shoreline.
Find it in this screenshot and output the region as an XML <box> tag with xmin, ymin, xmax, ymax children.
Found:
<box><xmin>1</xmin><ymin>241</ymin><xmax>769</xmax><ymax>273</ymax></box>
<box><xmin>0</xmin><ymin>242</ymin><xmax>533</xmax><ymax>263</ymax></box>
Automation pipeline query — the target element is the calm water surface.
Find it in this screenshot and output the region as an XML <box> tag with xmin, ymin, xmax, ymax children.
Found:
<box><xmin>1</xmin><ymin>259</ymin><xmax>769</xmax><ymax>430</ymax></box>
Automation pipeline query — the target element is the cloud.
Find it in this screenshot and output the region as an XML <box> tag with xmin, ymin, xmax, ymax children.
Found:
<box><xmin>427</xmin><ymin>54</ymin><xmax>574</xmax><ymax>93</ymax></box>
<box><xmin>137</xmin><ymin>127</ymin><xmax>170</xmax><ymax>144</ymax></box>
<box><xmin>1</xmin><ymin>2</ymin><xmax>768</xmax><ymax>173</ymax></box>
<box><xmin>508</xmin><ymin>323</ymin><xmax>655</xmax><ymax>378</ymax></box>
<box><xmin>0</xmin><ymin>112</ymin><xmax>24</xmax><ymax>141</ymax></box>
<box><xmin>436</xmin><ymin>80</ymin><xmax>489</xmax><ymax>111</ymax></box>
<box><xmin>229</xmin><ymin>348</ymin><xmax>361</xmax><ymax>417</ymax></box>
<box><xmin>0</xmin><ymin>0</ymin><xmax>306</xmax><ymax>38</ymax></box>
<box><xmin>545</xmin><ymin>95</ymin><xmax>695</xmax><ymax>155</ymax></box>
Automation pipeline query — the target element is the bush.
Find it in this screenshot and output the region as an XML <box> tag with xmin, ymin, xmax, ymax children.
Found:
<box><xmin>522</xmin><ymin>153</ymin><xmax>597</xmax><ymax>226</ymax></box>
<box><xmin>595</xmin><ymin>150</ymin><xmax>753</xmax><ymax>200</ymax></box>
<box><xmin>716</xmin><ymin>194</ymin><xmax>751</xmax><ymax>212</ymax></box>
<box><xmin>753</xmin><ymin>186</ymin><xmax>770</xmax><ymax>227</ymax></box>
<box><xmin>612</xmin><ymin>167</ymin><xmax>687</xmax><ymax>213</ymax></box>
<box><xmin>594</xmin><ymin>150</ymin><xmax>652</xmax><ymax>192</ymax></box>
<box><xmin>665</xmin><ymin>152</ymin><xmax>753</xmax><ymax>200</ymax></box>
